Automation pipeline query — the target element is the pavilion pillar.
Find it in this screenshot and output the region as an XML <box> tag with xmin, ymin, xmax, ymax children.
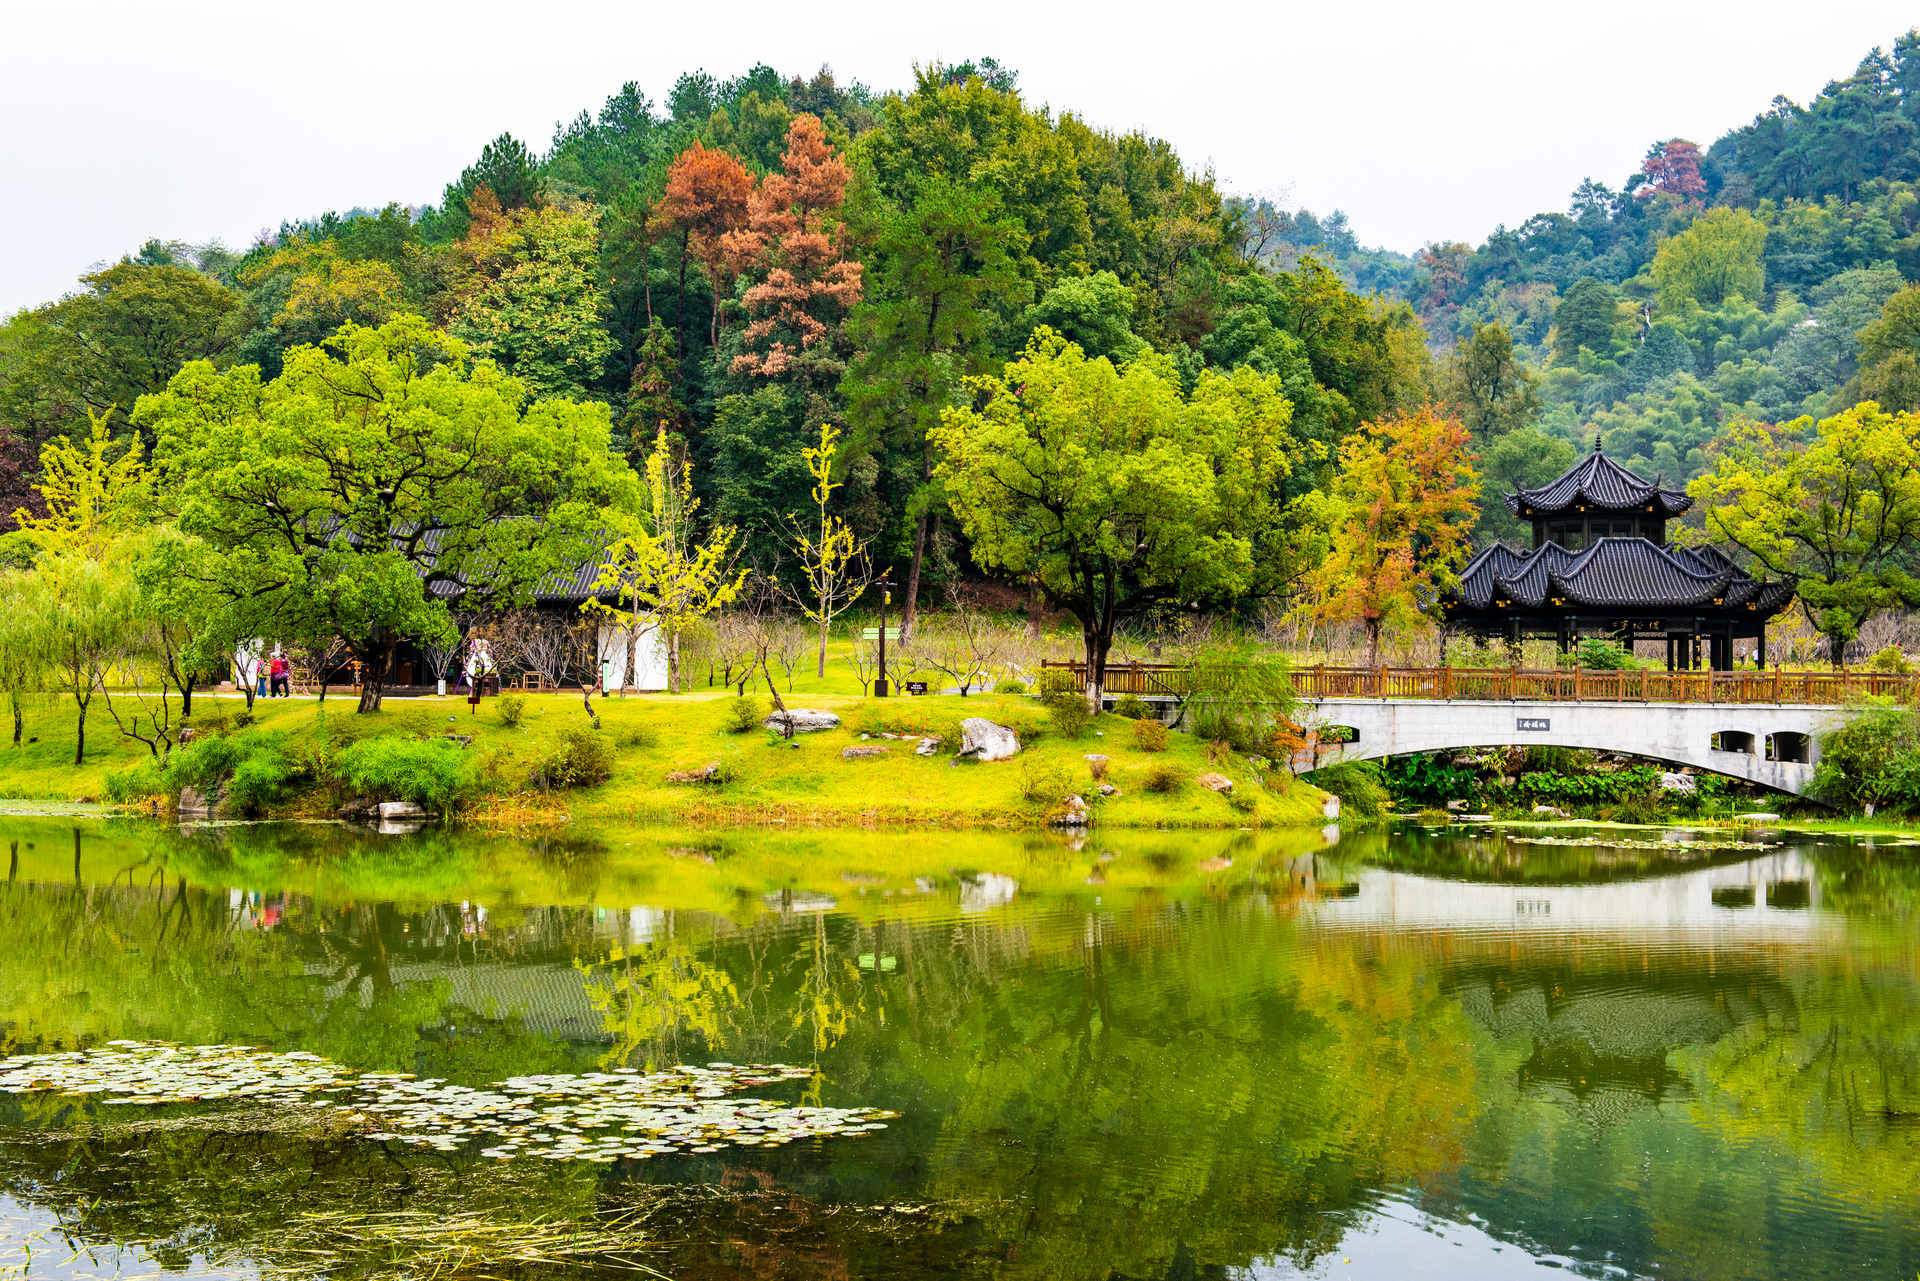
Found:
<box><xmin>1757</xmin><ymin>629</ymin><xmax>1766</xmax><ymax>668</ymax></box>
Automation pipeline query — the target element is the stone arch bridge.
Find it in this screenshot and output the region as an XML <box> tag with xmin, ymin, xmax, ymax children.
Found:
<box><xmin>1060</xmin><ymin>662</ymin><xmax>1907</xmax><ymax>798</ymax></box>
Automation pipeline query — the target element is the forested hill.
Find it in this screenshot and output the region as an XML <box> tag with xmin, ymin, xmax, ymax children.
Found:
<box><xmin>4</xmin><ymin>38</ymin><xmax>1920</xmax><ymax>562</ymax></box>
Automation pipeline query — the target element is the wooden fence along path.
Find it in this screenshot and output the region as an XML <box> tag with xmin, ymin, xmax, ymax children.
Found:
<box><xmin>1041</xmin><ymin>660</ymin><xmax>1918</xmax><ymax>706</ymax></box>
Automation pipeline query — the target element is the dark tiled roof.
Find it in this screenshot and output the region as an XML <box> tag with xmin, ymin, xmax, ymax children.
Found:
<box><xmin>1505</xmin><ymin>446</ymin><xmax>1691</xmax><ymax>519</ymax></box>
<box><xmin>1548</xmin><ymin>538</ymin><xmax>1732</xmax><ymax>608</ymax></box>
<box><xmin>1446</xmin><ymin>536</ymin><xmax>1795</xmax><ymax>616</ymax></box>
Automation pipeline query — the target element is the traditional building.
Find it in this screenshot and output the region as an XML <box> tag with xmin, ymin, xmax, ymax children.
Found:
<box><xmin>1441</xmin><ymin>444</ymin><xmax>1796</xmax><ymax>670</ymax></box>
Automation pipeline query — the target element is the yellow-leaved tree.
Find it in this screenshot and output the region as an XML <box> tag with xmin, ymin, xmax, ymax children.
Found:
<box><xmin>589</xmin><ymin>426</ymin><xmax>746</xmax><ymax>694</ymax></box>
<box><xmin>1295</xmin><ymin>405</ymin><xmax>1480</xmax><ymax>667</ymax></box>
<box><xmin>782</xmin><ymin>423</ymin><xmax>876</xmax><ymax>677</ymax></box>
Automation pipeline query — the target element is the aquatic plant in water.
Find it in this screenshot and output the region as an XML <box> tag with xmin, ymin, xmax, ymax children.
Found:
<box><xmin>0</xmin><ymin>1041</ymin><xmax>896</xmax><ymax>1162</ymax></box>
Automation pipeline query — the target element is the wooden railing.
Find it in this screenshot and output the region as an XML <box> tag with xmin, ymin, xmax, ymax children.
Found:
<box><xmin>1042</xmin><ymin>660</ymin><xmax>1920</xmax><ymax>707</ymax></box>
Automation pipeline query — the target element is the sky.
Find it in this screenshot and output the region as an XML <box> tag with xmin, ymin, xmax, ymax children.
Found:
<box><xmin>2</xmin><ymin>0</ymin><xmax>1915</xmax><ymax>312</ymax></box>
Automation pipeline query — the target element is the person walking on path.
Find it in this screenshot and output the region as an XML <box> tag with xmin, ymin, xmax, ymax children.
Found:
<box><xmin>269</xmin><ymin>653</ymin><xmax>290</xmax><ymax>698</ymax></box>
<box><xmin>256</xmin><ymin>657</ymin><xmax>269</xmax><ymax>700</ymax></box>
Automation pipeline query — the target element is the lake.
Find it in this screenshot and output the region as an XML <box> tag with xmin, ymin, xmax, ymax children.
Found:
<box><xmin>0</xmin><ymin>817</ymin><xmax>1914</xmax><ymax>1280</ymax></box>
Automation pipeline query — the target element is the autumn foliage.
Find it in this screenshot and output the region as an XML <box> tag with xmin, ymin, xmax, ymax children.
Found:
<box><xmin>725</xmin><ymin>116</ymin><xmax>863</xmax><ymax>380</ymax></box>
<box><xmin>1295</xmin><ymin>405</ymin><xmax>1480</xmax><ymax>666</ymax></box>
<box><xmin>661</xmin><ymin>142</ymin><xmax>755</xmax><ymax>347</ymax></box>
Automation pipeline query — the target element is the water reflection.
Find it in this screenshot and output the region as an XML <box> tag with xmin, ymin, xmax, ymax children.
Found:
<box><xmin>0</xmin><ymin>819</ymin><xmax>1914</xmax><ymax>1280</ymax></box>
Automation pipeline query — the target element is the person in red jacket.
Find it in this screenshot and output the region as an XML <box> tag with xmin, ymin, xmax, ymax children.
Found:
<box><xmin>269</xmin><ymin>653</ymin><xmax>290</xmax><ymax>698</ymax></box>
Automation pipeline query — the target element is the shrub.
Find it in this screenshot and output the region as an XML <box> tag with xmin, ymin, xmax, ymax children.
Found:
<box><xmin>336</xmin><ymin>736</ymin><xmax>481</xmax><ymax>811</ymax></box>
<box><xmin>104</xmin><ymin>758</ymin><xmax>169</xmax><ymax>804</ymax></box>
<box><xmin>1141</xmin><ymin>761</ymin><xmax>1185</xmax><ymax>793</ymax></box>
<box><xmin>1228</xmin><ymin>790</ymin><xmax>1258</xmax><ymax>815</ymax></box>
<box><xmin>1193</xmin><ymin>709</ymin><xmax>1255</xmax><ymax>752</ymax></box>
<box><xmin>1019</xmin><ymin>756</ymin><xmax>1072</xmax><ymax>803</ymax></box>
<box><xmin>1415</xmin><ymin>807</ymin><xmax>1453</xmax><ymax>825</ymax></box>
<box><xmin>1044</xmin><ymin>692</ymin><xmax>1093</xmax><ymax>739</ymax></box>
<box><xmin>1306</xmin><ymin>759</ymin><xmax>1387</xmax><ymax>819</ymax></box>
<box><xmin>1204</xmin><ymin>738</ymin><xmax>1233</xmax><ymax>766</ymax></box>
<box><xmin>725</xmin><ymin>697</ymin><xmax>767</xmax><ymax>733</ymax></box>
<box><xmin>993</xmin><ymin>679</ymin><xmax>1028</xmax><ymax>695</ymax></box>
<box><xmin>1133</xmin><ymin>720</ymin><xmax>1168</xmax><ymax>752</ymax></box>
<box><xmin>496</xmin><ymin>693</ymin><xmax>528</xmax><ymax>728</ymax></box>
<box><xmin>1038</xmin><ymin>668</ymin><xmax>1079</xmax><ymax>697</ymax></box>
<box><xmin>1598</xmin><ymin>792</ymin><xmax>1663</xmax><ymax>824</ymax></box>
<box><xmin>1866</xmin><ymin>645</ymin><xmax>1914</xmax><ymax>674</ymax></box>
<box><xmin>164</xmin><ymin>731</ymin><xmax>307</xmax><ymax>815</ymax></box>
<box><xmin>1110</xmin><ymin>694</ymin><xmax>1153</xmax><ymax>720</ymax></box>
<box><xmin>544</xmin><ymin>726</ymin><xmax>616</xmax><ymax>788</ymax></box>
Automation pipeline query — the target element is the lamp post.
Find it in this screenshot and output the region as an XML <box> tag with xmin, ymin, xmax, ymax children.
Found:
<box><xmin>875</xmin><ymin>576</ymin><xmax>895</xmax><ymax>697</ymax></box>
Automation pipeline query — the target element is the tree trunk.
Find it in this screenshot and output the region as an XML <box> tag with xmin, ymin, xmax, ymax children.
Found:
<box><xmin>10</xmin><ymin>695</ymin><xmax>20</xmax><ymax>745</ymax></box>
<box><xmin>1365</xmin><ymin>619</ymin><xmax>1382</xmax><ymax>668</ymax></box>
<box><xmin>903</xmin><ymin>508</ymin><xmax>929</xmax><ymax>641</ymax></box>
<box><xmin>357</xmin><ymin>640</ymin><xmax>393</xmax><ymax>713</ymax></box>
<box><xmin>1026</xmin><ymin>576</ymin><xmax>1042</xmax><ymax>638</ymax></box>
<box><xmin>816</xmin><ymin>618</ymin><xmax>829</xmax><ymax>678</ymax></box>
<box><xmin>675</xmin><ymin>231</ymin><xmax>691</xmax><ymax>376</ymax></box>
<box><xmin>72</xmin><ymin>694</ymin><xmax>88</xmax><ymax>766</ymax></box>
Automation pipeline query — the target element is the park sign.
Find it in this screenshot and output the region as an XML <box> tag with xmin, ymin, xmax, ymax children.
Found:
<box><xmin>1517</xmin><ymin>717</ymin><xmax>1551</xmax><ymax>732</ymax></box>
<box><xmin>905</xmin><ymin>681</ymin><xmax>929</xmax><ymax>695</ymax></box>
<box><xmin>861</xmin><ymin>628</ymin><xmax>902</xmax><ymax>641</ymax></box>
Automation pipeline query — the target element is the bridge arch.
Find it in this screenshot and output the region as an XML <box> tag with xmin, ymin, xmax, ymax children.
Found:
<box><xmin>1300</xmin><ymin>697</ymin><xmax>1830</xmax><ymax>795</ymax></box>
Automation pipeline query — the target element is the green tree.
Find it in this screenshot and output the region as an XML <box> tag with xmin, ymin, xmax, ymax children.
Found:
<box><xmin>1689</xmin><ymin>405</ymin><xmax>1920</xmax><ymax>666</ymax></box>
<box><xmin>444</xmin><ymin>194</ymin><xmax>615</xmax><ymax>400</ymax></box>
<box><xmin>24</xmin><ymin>554</ymin><xmax>134</xmax><ymax>764</ymax></box>
<box><xmin>1442</xmin><ymin>322</ymin><xmax>1541</xmax><ymax>442</ymax></box>
<box><xmin>1551</xmin><ymin>277</ymin><xmax>1622</xmax><ymax>365</ymax></box>
<box><xmin>932</xmin><ymin>331</ymin><xmax>1294</xmax><ymax>707</ymax></box>
<box><xmin>1473</xmin><ymin>428</ymin><xmax>1575</xmax><ymax>546</ymax></box>
<box><xmin>1651</xmin><ymin>207</ymin><xmax>1767</xmax><ymax>312</ymax></box>
<box><xmin>137</xmin><ymin>316</ymin><xmax>634</xmax><ymax>712</ymax></box>
<box><xmin>0</xmin><ymin>260</ymin><xmax>240</xmax><ymax>447</ymax></box>
<box><xmin>842</xmin><ymin>176</ymin><xmax>1028</xmax><ymax>635</ymax></box>
<box><xmin>1021</xmin><ymin>270</ymin><xmax>1148</xmax><ymax>362</ymax></box>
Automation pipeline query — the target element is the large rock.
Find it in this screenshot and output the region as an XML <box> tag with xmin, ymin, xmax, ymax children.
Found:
<box><xmin>764</xmin><ymin>709</ymin><xmax>841</xmax><ymax>734</ymax></box>
<box><xmin>178</xmin><ymin>785</ymin><xmax>216</xmax><ymax>819</ymax></box>
<box><xmin>1320</xmin><ymin>794</ymin><xmax>1341</xmax><ymax>820</ymax></box>
<box><xmin>1531</xmin><ymin>804</ymin><xmax>1571</xmax><ymax>819</ymax></box>
<box><xmin>1658</xmin><ymin>771</ymin><xmax>1696</xmax><ymax>794</ymax></box>
<box><xmin>377</xmin><ymin>801</ymin><xmax>430</xmax><ymax>821</ymax></box>
<box><xmin>666</xmin><ymin>762</ymin><xmax>721</xmax><ymax>783</ymax></box>
<box><xmin>958</xmin><ymin>718</ymin><xmax>1020</xmax><ymax>761</ymax></box>
<box><xmin>842</xmin><ymin>746</ymin><xmax>888</xmax><ymax>760</ymax></box>
<box><xmin>1197</xmin><ymin>772</ymin><xmax>1234</xmax><ymax>794</ymax></box>
<box><xmin>915</xmin><ymin>737</ymin><xmax>942</xmax><ymax>757</ymax></box>
<box><xmin>1050</xmin><ymin>795</ymin><xmax>1091</xmax><ymax>827</ymax></box>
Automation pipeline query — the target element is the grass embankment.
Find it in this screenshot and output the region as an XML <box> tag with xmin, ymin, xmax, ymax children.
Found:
<box><xmin>0</xmin><ymin>688</ymin><xmax>1333</xmax><ymax>830</ymax></box>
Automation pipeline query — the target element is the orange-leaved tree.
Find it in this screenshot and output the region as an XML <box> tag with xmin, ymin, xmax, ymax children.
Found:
<box><xmin>659</xmin><ymin>142</ymin><xmax>754</xmax><ymax>353</ymax></box>
<box><xmin>723</xmin><ymin>114</ymin><xmax>863</xmax><ymax>388</ymax></box>
<box><xmin>1295</xmin><ymin>405</ymin><xmax>1479</xmax><ymax>667</ymax></box>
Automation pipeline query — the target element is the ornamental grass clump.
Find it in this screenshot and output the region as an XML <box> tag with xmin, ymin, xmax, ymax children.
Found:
<box><xmin>335</xmin><ymin>736</ymin><xmax>481</xmax><ymax>812</ymax></box>
<box><xmin>1141</xmin><ymin>761</ymin><xmax>1185</xmax><ymax>793</ymax></box>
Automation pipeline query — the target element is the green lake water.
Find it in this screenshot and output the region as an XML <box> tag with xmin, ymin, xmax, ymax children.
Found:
<box><xmin>0</xmin><ymin>817</ymin><xmax>1914</xmax><ymax>1280</ymax></box>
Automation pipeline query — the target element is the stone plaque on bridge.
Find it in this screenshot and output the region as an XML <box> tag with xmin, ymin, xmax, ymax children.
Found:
<box><xmin>1516</xmin><ymin>717</ymin><xmax>1551</xmax><ymax>732</ymax></box>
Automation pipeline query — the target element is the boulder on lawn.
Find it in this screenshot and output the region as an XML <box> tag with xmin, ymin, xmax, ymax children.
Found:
<box><xmin>1097</xmin><ymin>783</ymin><xmax>1122</xmax><ymax>798</ymax></box>
<box><xmin>1197</xmin><ymin>772</ymin><xmax>1234</xmax><ymax>793</ymax></box>
<box><xmin>1050</xmin><ymin>794</ymin><xmax>1091</xmax><ymax>827</ymax></box>
<box><xmin>958</xmin><ymin>718</ymin><xmax>1020</xmax><ymax>761</ymax></box>
<box><xmin>915</xmin><ymin>737</ymin><xmax>942</xmax><ymax>756</ymax></box>
<box><xmin>842</xmin><ymin>746</ymin><xmax>889</xmax><ymax>760</ymax></box>
<box><xmin>764</xmin><ymin>709</ymin><xmax>841</xmax><ymax>734</ymax></box>
<box><xmin>667</xmin><ymin>762</ymin><xmax>721</xmax><ymax>783</ymax></box>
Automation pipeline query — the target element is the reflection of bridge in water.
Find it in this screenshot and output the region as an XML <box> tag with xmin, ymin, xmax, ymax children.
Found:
<box><xmin>1304</xmin><ymin>847</ymin><xmax>1829</xmax><ymax>938</ymax></box>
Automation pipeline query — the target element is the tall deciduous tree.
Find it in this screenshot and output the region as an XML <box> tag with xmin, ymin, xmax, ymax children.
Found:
<box><xmin>1441</xmin><ymin>323</ymin><xmax>1540</xmax><ymax>443</ymax></box>
<box><xmin>782</xmin><ymin>423</ymin><xmax>876</xmax><ymax>676</ymax></box>
<box><xmin>138</xmin><ymin>316</ymin><xmax>633</xmax><ymax>712</ymax></box>
<box><xmin>1295</xmin><ymin>406</ymin><xmax>1480</xmax><ymax>667</ymax></box>
<box><xmin>1689</xmin><ymin>405</ymin><xmax>1920</xmax><ymax>665</ymax></box>
<box><xmin>4</xmin><ymin>408</ymin><xmax>150</xmax><ymax>563</ymax></box>
<box><xmin>591</xmin><ymin>426</ymin><xmax>745</xmax><ymax>694</ymax></box>
<box><xmin>1651</xmin><ymin>207</ymin><xmax>1767</xmax><ymax>313</ymax></box>
<box><xmin>842</xmin><ymin>177</ymin><xmax>1028</xmax><ymax>636</ymax></box>
<box><xmin>933</xmin><ymin>331</ymin><xmax>1295</xmax><ymax>708</ymax></box>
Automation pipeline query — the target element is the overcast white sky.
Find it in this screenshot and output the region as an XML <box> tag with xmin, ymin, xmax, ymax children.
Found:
<box><xmin>2</xmin><ymin>0</ymin><xmax>1914</xmax><ymax>312</ymax></box>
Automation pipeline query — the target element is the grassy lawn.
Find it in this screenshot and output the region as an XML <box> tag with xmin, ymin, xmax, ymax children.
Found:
<box><xmin>0</xmin><ymin>682</ymin><xmax>1334</xmax><ymax>830</ymax></box>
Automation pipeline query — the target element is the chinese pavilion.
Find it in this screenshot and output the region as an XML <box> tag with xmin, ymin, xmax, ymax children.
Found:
<box><xmin>1441</xmin><ymin>443</ymin><xmax>1796</xmax><ymax>670</ymax></box>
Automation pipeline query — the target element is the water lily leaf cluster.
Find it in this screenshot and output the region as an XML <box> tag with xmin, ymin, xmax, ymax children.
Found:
<box><xmin>0</xmin><ymin>1041</ymin><xmax>897</xmax><ymax>1162</ymax></box>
